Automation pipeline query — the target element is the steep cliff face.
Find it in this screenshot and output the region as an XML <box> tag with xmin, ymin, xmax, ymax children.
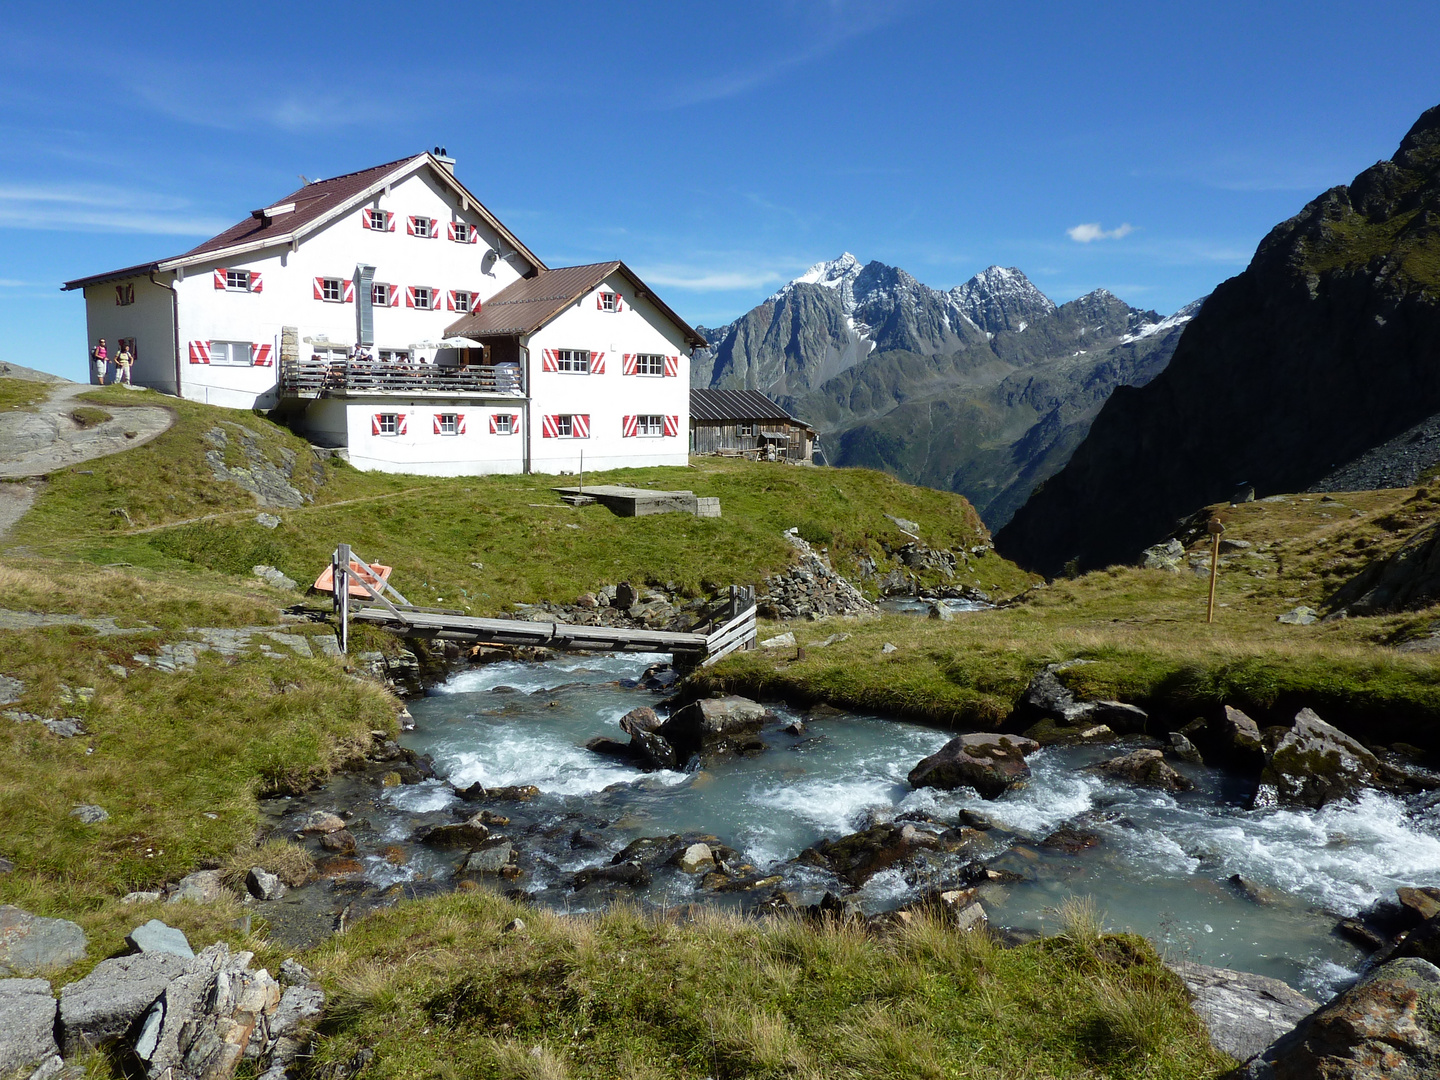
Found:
<box><xmin>996</xmin><ymin>104</ymin><xmax>1440</xmax><ymax>576</ymax></box>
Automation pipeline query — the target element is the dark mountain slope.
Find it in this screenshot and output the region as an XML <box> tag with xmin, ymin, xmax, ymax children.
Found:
<box><xmin>997</xmin><ymin>103</ymin><xmax>1440</xmax><ymax>576</ymax></box>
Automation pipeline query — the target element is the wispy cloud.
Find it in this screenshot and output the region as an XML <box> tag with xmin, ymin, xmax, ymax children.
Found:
<box><xmin>1067</xmin><ymin>222</ymin><xmax>1135</xmax><ymax>243</ymax></box>
<box><xmin>0</xmin><ymin>183</ymin><xmax>228</xmax><ymax>235</ymax></box>
<box><xmin>0</xmin><ymin>278</ymin><xmax>42</xmax><ymax>287</ymax></box>
<box><xmin>631</xmin><ymin>265</ymin><xmax>788</xmax><ymax>291</ymax></box>
<box><xmin>129</xmin><ymin>77</ymin><xmax>401</xmax><ymax>133</ymax></box>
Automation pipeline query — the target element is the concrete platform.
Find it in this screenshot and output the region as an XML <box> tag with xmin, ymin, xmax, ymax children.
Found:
<box><xmin>553</xmin><ymin>485</ymin><xmax>714</xmax><ymax>517</ymax></box>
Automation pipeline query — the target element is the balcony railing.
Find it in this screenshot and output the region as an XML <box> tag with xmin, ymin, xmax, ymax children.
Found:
<box><xmin>279</xmin><ymin>359</ymin><xmax>525</xmax><ymax>398</ymax></box>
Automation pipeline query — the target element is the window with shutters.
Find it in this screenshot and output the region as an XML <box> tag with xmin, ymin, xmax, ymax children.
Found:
<box><xmin>436</xmin><ymin>413</ymin><xmax>459</xmax><ymax>435</ymax></box>
<box><xmin>636</xmin><ymin>414</ymin><xmax>664</xmax><ymax>437</ymax></box>
<box><xmin>413</xmin><ymin>286</ymin><xmax>434</xmax><ymax>310</ymax></box>
<box><xmin>115</xmin><ymin>283</ymin><xmax>135</xmax><ymax>306</ymax></box>
<box><xmin>452</xmin><ymin>291</ymin><xmax>471</xmax><ymax>313</ymax></box>
<box><xmin>371</xmin><ymin>283</ymin><xmax>389</xmax><ymax>307</ymax></box>
<box><xmin>555</xmin><ymin>415</ymin><xmax>573</xmax><ymax>437</ymax></box>
<box><xmin>556</xmin><ymin>349</ymin><xmax>589</xmax><ymax>373</ymax></box>
<box><xmin>376</xmin><ymin>413</ymin><xmax>398</xmax><ymax>436</ymax></box>
<box><xmin>599</xmin><ymin>291</ymin><xmax>618</xmax><ymax>312</ymax></box>
<box><xmin>493</xmin><ymin>413</ymin><xmax>514</xmax><ymax>435</ymax></box>
<box><xmin>451</xmin><ymin>222</ymin><xmax>472</xmax><ymax>242</ymax></box>
<box><xmin>366</xmin><ymin>209</ymin><xmax>387</xmax><ymax>231</ymax></box>
<box><xmin>225</xmin><ymin>269</ymin><xmax>251</xmax><ymax>291</ymax></box>
<box><xmin>321</xmin><ymin>278</ymin><xmax>343</xmax><ymax>302</ymax></box>
<box><xmin>737</xmin><ymin>422</ymin><xmax>754</xmax><ymax>436</ymax></box>
<box><xmin>633</xmin><ymin>353</ymin><xmax>664</xmax><ymax>376</ymax></box>
<box><xmin>209</xmin><ymin>341</ymin><xmax>253</xmax><ymax>367</ymax></box>
<box><xmin>378</xmin><ymin>349</ymin><xmax>409</xmax><ymax>364</ymax></box>
<box><xmin>410</xmin><ymin>216</ymin><xmax>432</xmax><ymax>237</ymax></box>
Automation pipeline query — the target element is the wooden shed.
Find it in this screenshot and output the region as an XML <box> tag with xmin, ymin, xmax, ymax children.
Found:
<box><xmin>689</xmin><ymin>389</ymin><xmax>816</xmax><ymax>463</ymax></box>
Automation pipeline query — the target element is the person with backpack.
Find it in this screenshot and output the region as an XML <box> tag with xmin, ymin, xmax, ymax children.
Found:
<box><xmin>90</xmin><ymin>338</ymin><xmax>108</xmax><ymax>384</ymax></box>
<box><xmin>113</xmin><ymin>342</ymin><xmax>133</xmax><ymax>386</ymax></box>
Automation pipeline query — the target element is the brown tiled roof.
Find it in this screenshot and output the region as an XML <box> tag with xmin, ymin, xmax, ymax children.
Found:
<box><xmin>63</xmin><ymin>153</ymin><xmax>545</xmax><ymax>291</ymax></box>
<box><xmin>690</xmin><ymin>389</ymin><xmax>811</xmax><ymax>429</ymax></box>
<box><xmin>445</xmin><ymin>261</ymin><xmax>707</xmax><ymax>348</ymax></box>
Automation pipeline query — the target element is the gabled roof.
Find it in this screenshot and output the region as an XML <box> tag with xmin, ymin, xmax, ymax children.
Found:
<box><xmin>445</xmin><ymin>261</ymin><xmax>707</xmax><ymax>348</ymax></box>
<box><xmin>63</xmin><ymin>153</ymin><xmax>545</xmax><ymax>291</ymax></box>
<box><xmin>690</xmin><ymin>388</ymin><xmax>812</xmax><ymax>429</ymax></box>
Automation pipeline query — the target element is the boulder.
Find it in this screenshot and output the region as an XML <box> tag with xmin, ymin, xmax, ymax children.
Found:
<box><xmin>798</xmin><ymin>823</ymin><xmax>939</xmax><ymax>887</ymax></box>
<box><xmin>656</xmin><ymin>696</ymin><xmax>768</xmax><ymax>760</ymax></box>
<box><xmin>245</xmin><ymin>868</ymin><xmax>286</xmax><ymax>901</ymax></box>
<box><xmin>413</xmin><ymin>814</ymin><xmax>493</xmax><ymax>850</ymax></box>
<box><xmin>1169</xmin><ymin>731</ymin><xmax>1205</xmax><ymax>764</ymax></box>
<box><xmin>1088</xmin><ymin>749</ymin><xmax>1195</xmax><ymax>792</ymax></box>
<box><xmin>618</xmin><ymin>707</ymin><xmax>662</xmax><ymax>735</ymax></box>
<box><xmin>907</xmin><ymin>733</ymin><xmax>1039</xmax><ymax>799</ymax></box>
<box><xmin>1022</xmin><ymin>718</ymin><xmax>1115</xmax><ymax>747</ymax></box>
<box><xmin>264</xmin><ymin>984</ymin><xmax>326</xmax><ymax>1066</ymax></box>
<box><xmin>1015</xmin><ymin>667</ymin><xmax>1092</xmax><ymax>725</ymax></box>
<box><xmin>126</xmin><ymin>920</ymin><xmax>194</xmax><ymax>960</ymax></box>
<box><xmin>1039</xmin><ymin>827</ymin><xmax>1101</xmax><ymax>853</ymax></box>
<box><xmin>319</xmin><ymin>828</ymin><xmax>356</xmax><ymax>854</ymax></box>
<box><xmin>1398</xmin><ymin>887</ymin><xmax>1440</xmax><ymax>924</ymax></box>
<box><xmin>0</xmin><ymin>907</ymin><xmax>88</xmax><ymax>976</ymax></box>
<box><xmin>1392</xmin><ymin>917</ymin><xmax>1440</xmax><ymax>966</ymax></box>
<box><xmin>627</xmin><ymin>728</ymin><xmax>679</xmax><ymax>771</ymax></box>
<box><xmin>1142</xmin><ymin>538</ymin><xmax>1186</xmax><ymax>571</ymax></box>
<box><xmin>458</xmin><ymin>842</ymin><xmax>513</xmax><ymax>875</ymax></box>
<box><xmin>1167</xmin><ymin>960</ymin><xmax>1317</xmax><ymax>1064</ymax></box>
<box><xmin>572</xmin><ymin>861</ymin><xmax>651</xmax><ymax>890</ymax></box>
<box><xmin>58</xmin><ymin>950</ymin><xmax>196</xmax><ymax>1054</ymax></box>
<box><xmin>70</xmin><ymin>805</ymin><xmax>108</xmax><ymax>824</ymax></box>
<box><xmin>1221</xmin><ymin>706</ymin><xmax>1267</xmax><ymax>757</ymax></box>
<box><xmin>1233</xmin><ymin>957</ymin><xmax>1440</xmax><ymax>1079</ymax></box>
<box><xmin>0</xmin><ymin>979</ymin><xmax>58</xmax><ymax>1076</ymax></box>
<box><xmin>297</xmin><ymin>811</ymin><xmax>346</xmax><ymax>835</ymax></box>
<box><xmin>168</xmin><ymin>870</ymin><xmax>227</xmax><ymax>905</ymax></box>
<box><xmin>1277</xmin><ymin>606</ymin><xmax>1320</xmax><ymax>626</ymax></box>
<box><xmin>760</xmin><ymin>632</ymin><xmax>796</xmax><ymax>650</ymax></box>
<box><xmin>456</xmin><ymin>783</ymin><xmax>539</xmax><ymax>802</ymax></box>
<box><xmin>1260</xmin><ymin>708</ymin><xmax>1382</xmax><ymax>808</ymax></box>
<box><xmin>676</xmin><ymin>843</ymin><xmax>714</xmax><ymax>874</ymax></box>
<box><xmin>1087</xmin><ymin>700</ymin><xmax>1150</xmax><ymax>734</ymax></box>
<box><xmin>584</xmin><ymin>736</ymin><xmax>637</xmax><ymax>760</ymax></box>
<box><xmin>278</xmin><ymin>959</ymin><xmax>313</xmax><ymax>987</ymax></box>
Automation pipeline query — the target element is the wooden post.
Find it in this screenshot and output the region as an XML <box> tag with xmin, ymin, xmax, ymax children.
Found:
<box><xmin>579</xmin><ymin>450</ymin><xmax>584</xmax><ymax>495</ymax></box>
<box><xmin>1206</xmin><ymin>517</ymin><xmax>1224</xmax><ymax>624</ymax></box>
<box><xmin>336</xmin><ymin>543</ymin><xmax>351</xmax><ymax>654</ymax></box>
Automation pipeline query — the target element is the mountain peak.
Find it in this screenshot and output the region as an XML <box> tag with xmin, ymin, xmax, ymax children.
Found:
<box><xmin>776</xmin><ymin>253</ymin><xmax>864</xmax><ymax>299</ymax></box>
<box><xmin>948</xmin><ymin>265</ymin><xmax>1056</xmax><ymax>334</ymax></box>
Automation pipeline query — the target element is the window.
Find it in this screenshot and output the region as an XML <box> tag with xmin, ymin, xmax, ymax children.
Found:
<box><xmin>737</xmin><ymin>422</ymin><xmax>754</xmax><ymax>436</ymax></box>
<box><xmin>209</xmin><ymin>341</ymin><xmax>253</xmax><ymax>367</ymax></box>
<box><xmin>409</xmin><ymin>216</ymin><xmax>433</xmax><ymax>237</ymax></box>
<box><xmin>542</xmin><ymin>414</ymin><xmax>588</xmax><ymax>438</ymax></box>
<box><xmin>451</xmin><ymin>222</ymin><xmax>472</xmax><ymax>243</ymax></box>
<box><xmin>376</xmin><ymin>413</ymin><xmax>399</xmax><ymax>436</ymax></box>
<box><xmin>312</xmin><ymin>346</ymin><xmax>346</xmax><ymax>364</ymax></box>
<box><xmin>633</xmin><ymin>353</ymin><xmax>664</xmax><ymax>376</ymax></box>
<box><xmin>599</xmin><ymin>291</ymin><xmax>618</xmax><ymax>312</ymax></box>
<box><xmin>436</xmin><ymin>413</ymin><xmax>458</xmax><ymax>435</ymax></box>
<box><xmin>226</xmin><ymin>269</ymin><xmax>251</xmax><ymax>291</ymax></box>
<box><xmin>451</xmin><ymin>290</ymin><xmax>471</xmax><ymax>313</ymax></box>
<box><xmin>636</xmin><ymin>414</ymin><xmax>663</xmax><ymax>436</ymax></box>
<box><xmin>556</xmin><ymin>415</ymin><xmax>572</xmax><ymax>437</ymax></box>
<box><xmin>413</xmin><ymin>286</ymin><xmax>434</xmax><ymax>310</ymax></box>
<box><xmin>378</xmin><ymin>349</ymin><xmax>409</xmax><ymax>364</ymax></box>
<box><xmin>492</xmin><ymin>413</ymin><xmax>514</xmax><ymax>435</ymax></box>
<box><xmin>321</xmin><ymin>278</ymin><xmax>343</xmax><ymax>302</ymax></box>
<box><xmin>115</xmin><ymin>283</ymin><xmax>135</xmax><ymax>306</ymax></box>
<box><xmin>365</xmin><ymin>208</ymin><xmax>388</xmax><ymax>231</ymax></box>
<box><xmin>372</xmin><ymin>283</ymin><xmax>389</xmax><ymax>307</ymax></box>
<box><xmin>556</xmin><ymin>349</ymin><xmax>589</xmax><ymax>373</ymax></box>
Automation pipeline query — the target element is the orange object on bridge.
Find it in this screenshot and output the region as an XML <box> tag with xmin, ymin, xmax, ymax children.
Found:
<box><xmin>313</xmin><ymin>559</ymin><xmax>394</xmax><ymax>598</ymax></box>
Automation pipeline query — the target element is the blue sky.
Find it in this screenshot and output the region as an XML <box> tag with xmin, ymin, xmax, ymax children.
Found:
<box><xmin>3</xmin><ymin>0</ymin><xmax>1437</xmax><ymax>383</ymax></box>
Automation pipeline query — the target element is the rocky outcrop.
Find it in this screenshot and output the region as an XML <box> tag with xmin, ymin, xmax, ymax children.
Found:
<box><xmin>759</xmin><ymin>529</ymin><xmax>876</xmax><ymax>620</ymax></box>
<box><xmin>999</xmin><ymin>104</ymin><xmax>1440</xmax><ymax>575</ymax></box>
<box><xmin>1258</xmin><ymin>708</ymin><xmax>1382</xmax><ymax>808</ymax></box>
<box><xmin>0</xmin><ymin>978</ymin><xmax>59</xmax><ymax>1075</ymax></box>
<box><xmin>1011</xmin><ymin>664</ymin><xmax>1149</xmax><ymax>739</ymax></box>
<box><xmin>1088</xmin><ymin>749</ymin><xmax>1195</xmax><ymax>792</ymax></box>
<box><xmin>1168</xmin><ymin>960</ymin><xmax>1318</xmax><ymax>1064</ymax></box>
<box><xmin>1330</xmin><ymin>519</ymin><xmax>1440</xmax><ymax>614</ymax></box>
<box><xmin>907</xmin><ymin>733</ymin><xmax>1039</xmax><ymax>798</ymax></box>
<box><xmin>1232</xmin><ymin>957</ymin><xmax>1440</xmax><ymax>1079</ymax></box>
<box><xmin>655</xmin><ymin>696</ymin><xmax>769</xmax><ymax>762</ymax></box>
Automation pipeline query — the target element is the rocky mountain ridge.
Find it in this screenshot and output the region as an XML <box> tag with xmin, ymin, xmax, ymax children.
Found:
<box><xmin>695</xmin><ymin>257</ymin><xmax>1198</xmax><ymax>528</ymax></box>
<box><xmin>998</xmin><ymin>102</ymin><xmax>1440</xmax><ymax>575</ymax></box>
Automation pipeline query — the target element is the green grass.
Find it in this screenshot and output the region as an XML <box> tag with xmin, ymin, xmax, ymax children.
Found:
<box><xmin>310</xmin><ymin>890</ymin><xmax>1231</xmax><ymax>1080</ymax></box>
<box><xmin>1299</xmin><ymin>204</ymin><xmax>1440</xmax><ymax>290</ymax></box>
<box><xmin>69</xmin><ymin>405</ymin><xmax>113</xmax><ymax>428</ymax></box>
<box><xmin>0</xmin><ymin>375</ymin><xmax>50</xmax><ymax>411</ymax></box>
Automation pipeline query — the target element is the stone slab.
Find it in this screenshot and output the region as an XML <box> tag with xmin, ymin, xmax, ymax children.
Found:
<box><xmin>0</xmin><ymin>978</ymin><xmax>59</xmax><ymax>1075</ymax></box>
<box><xmin>0</xmin><ymin>906</ymin><xmax>87</xmax><ymax>976</ymax></box>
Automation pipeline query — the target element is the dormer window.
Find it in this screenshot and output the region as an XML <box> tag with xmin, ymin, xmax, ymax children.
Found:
<box><xmin>599</xmin><ymin>291</ymin><xmax>619</xmax><ymax>312</ymax></box>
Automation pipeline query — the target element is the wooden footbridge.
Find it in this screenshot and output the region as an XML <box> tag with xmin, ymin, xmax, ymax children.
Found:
<box><xmin>328</xmin><ymin>544</ymin><xmax>757</xmax><ymax>669</ymax></box>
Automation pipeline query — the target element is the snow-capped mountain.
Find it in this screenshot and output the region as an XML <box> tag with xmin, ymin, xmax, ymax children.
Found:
<box><xmin>948</xmin><ymin>265</ymin><xmax>1057</xmax><ymax>334</ymax></box>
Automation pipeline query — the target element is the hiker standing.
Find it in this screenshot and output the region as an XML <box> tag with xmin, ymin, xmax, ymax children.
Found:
<box><xmin>114</xmin><ymin>342</ymin><xmax>133</xmax><ymax>387</ymax></box>
<box><xmin>90</xmin><ymin>338</ymin><xmax>108</xmax><ymax>384</ymax></box>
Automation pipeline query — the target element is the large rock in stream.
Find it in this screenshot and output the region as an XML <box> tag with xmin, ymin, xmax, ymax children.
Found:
<box><xmin>907</xmin><ymin>733</ymin><xmax>1039</xmax><ymax>798</ymax></box>
<box><xmin>1259</xmin><ymin>708</ymin><xmax>1382</xmax><ymax>808</ymax></box>
<box><xmin>1167</xmin><ymin>960</ymin><xmax>1317</xmax><ymax>1064</ymax></box>
<box><xmin>1230</xmin><ymin>956</ymin><xmax>1440</xmax><ymax>1079</ymax></box>
<box><xmin>655</xmin><ymin>696</ymin><xmax>768</xmax><ymax>761</ymax></box>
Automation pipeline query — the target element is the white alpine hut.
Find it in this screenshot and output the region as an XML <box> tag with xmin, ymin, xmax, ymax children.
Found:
<box><xmin>63</xmin><ymin>151</ymin><xmax>706</xmax><ymax>476</ymax></box>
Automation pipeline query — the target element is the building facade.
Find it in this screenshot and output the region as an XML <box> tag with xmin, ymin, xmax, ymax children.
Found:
<box><xmin>689</xmin><ymin>389</ymin><xmax>817</xmax><ymax>463</ymax></box>
<box><xmin>64</xmin><ymin>152</ymin><xmax>705</xmax><ymax>476</ymax></box>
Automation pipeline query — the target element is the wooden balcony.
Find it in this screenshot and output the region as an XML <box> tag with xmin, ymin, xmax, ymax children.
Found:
<box><xmin>278</xmin><ymin>359</ymin><xmax>525</xmax><ymax>399</ymax></box>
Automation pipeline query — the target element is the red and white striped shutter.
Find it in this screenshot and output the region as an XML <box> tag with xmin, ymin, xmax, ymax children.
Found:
<box><xmin>541</xmin><ymin>350</ymin><xmax>558</xmax><ymax>372</ymax></box>
<box><xmin>541</xmin><ymin>414</ymin><xmax>558</xmax><ymax>438</ymax></box>
<box><xmin>663</xmin><ymin>355</ymin><xmax>679</xmax><ymax>377</ymax></box>
<box><xmin>457</xmin><ymin>414</ymin><xmax>466</xmax><ymax>435</ymax></box>
<box><xmin>187</xmin><ymin>341</ymin><xmax>212</xmax><ymax>364</ymax></box>
<box><xmin>596</xmin><ymin>292</ymin><xmax>605</xmax><ymax>310</ymax></box>
<box><xmin>430</xmin><ymin>286</ymin><xmax>440</xmax><ymax>310</ymax></box>
<box><xmin>615</xmin><ymin>294</ymin><xmax>624</xmax><ymax>312</ymax></box>
<box><xmin>446</xmin><ymin>290</ymin><xmax>455</xmax><ymax>311</ymax></box>
<box><xmin>371</xmin><ymin>414</ymin><xmax>383</xmax><ymax>435</ymax></box>
<box><xmin>590</xmin><ymin>352</ymin><xmax>605</xmax><ymax>374</ymax></box>
<box><xmin>510</xmin><ymin>413</ymin><xmax>520</xmax><ymax>432</ymax></box>
<box><xmin>663</xmin><ymin>415</ymin><xmax>679</xmax><ymax>437</ymax></box>
<box><xmin>622</xmin><ymin>354</ymin><xmax>636</xmax><ymax>375</ymax></box>
<box><xmin>388</xmin><ymin>284</ymin><xmax>400</xmax><ymax>307</ymax></box>
<box><xmin>406</xmin><ymin>216</ymin><xmax>416</xmax><ymax>236</ymax></box>
<box><xmin>249</xmin><ymin>272</ymin><xmax>263</xmax><ymax>293</ymax></box>
<box><xmin>446</xmin><ymin>221</ymin><xmax>455</xmax><ymax>241</ymax></box>
<box><xmin>489</xmin><ymin>414</ymin><xmax>499</xmax><ymax>434</ymax></box>
<box><xmin>214</xmin><ymin>269</ymin><xmax>226</xmax><ymax>289</ymax></box>
<box><xmin>252</xmin><ymin>344</ymin><xmax>273</xmax><ymax>366</ymax></box>
<box><xmin>343</xmin><ymin>279</ymin><xmax>354</xmax><ymax>303</ymax></box>
<box><xmin>433</xmin><ymin>414</ymin><xmax>442</xmax><ymax>435</ymax></box>
<box><xmin>405</xmin><ymin>286</ymin><xmax>416</xmax><ymax>308</ymax></box>
<box><xmin>622</xmin><ymin>415</ymin><xmax>637</xmax><ymax>438</ymax></box>
<box><xmin>386</xmin><ymin>211</ymin><xmax>396</xmax><ymax>232</ymax></box>
<box><xmin>430</xmin><ymin>218</ymin><xmax>440</xmax><ymax>239</ymax></box>
<box><xmin>314</xmin><ymin>278</ymin><xmax>325</xmax><ymax>300</ymax></box>
<box><xmin>362</xmin><ymin>208</ymin><xmax>373</xmax><ymax>229</ymax></box>
<box><xmin>397</xmin><ymin>414</ymin><xmax>408</xmax><ymax>435</ymax></box>
<box><xmin>469</xmin><ymin>227</ymin><xmax>479</xmax><ymax>244</ymax></box>
<box><xmin>574</xmin><ymin>414</ymin><xmax>590</xmax><ymax>438</ymax></box>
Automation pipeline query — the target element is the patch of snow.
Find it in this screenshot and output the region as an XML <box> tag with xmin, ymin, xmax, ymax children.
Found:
<box><xmin>1118</xmin><ymin>295</ymin><xmax>1206</xmax><ymax>345</ymax></box>
<box><xmin>1016</xmin><ymin>320</ymin><xmax>1028</xmax><ymax>333</ymax></box>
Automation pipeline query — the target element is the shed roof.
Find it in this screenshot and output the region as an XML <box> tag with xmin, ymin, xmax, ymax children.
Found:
<box><xmin>63</xmin><ymin>153</ymin><xmax>545</xmax><ymax>290</ymax></box>
<box><xmin>444</xmin><ymin>261</ymin><xmax>707</xmax><ymax>348</ymax></box>
<box><xmin>689</xmin><ymin>389</ymin><xmax>813</xmax><ymax>430</ymax></box>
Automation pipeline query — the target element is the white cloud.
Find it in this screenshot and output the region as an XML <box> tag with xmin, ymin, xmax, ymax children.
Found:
<box><xmin>1067</xmin><ymin>222</ymin><xmax>1135</xmax><ymax>243</ymax></box>
<box><xmin>0</xmin><ymin>183</ymin><xmax>228</xmax><ymax>236</ymax></box>
<box><xmin>631</xmin><ymin>266</ymin><xmax>787</xmax><ymax>291</ymax></box>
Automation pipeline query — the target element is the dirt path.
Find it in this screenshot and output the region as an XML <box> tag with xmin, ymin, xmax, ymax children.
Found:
<box><xmin>0</xmin><ymin>364</ymin><xmax>174</xmax><ymax>480</ymax></box>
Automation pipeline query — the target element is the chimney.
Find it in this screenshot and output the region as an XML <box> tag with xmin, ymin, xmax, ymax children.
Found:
<box><xmin>433</xmin><ymin>146</ymin><xmax>455</xmax><ymax>175</ymax></box>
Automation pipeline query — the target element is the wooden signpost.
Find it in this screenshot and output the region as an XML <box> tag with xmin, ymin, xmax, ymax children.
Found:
<box><xmin>1206</xmin><ymin>516</ymin><xmax>1225</xmax><ymax>623</ymax></box>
